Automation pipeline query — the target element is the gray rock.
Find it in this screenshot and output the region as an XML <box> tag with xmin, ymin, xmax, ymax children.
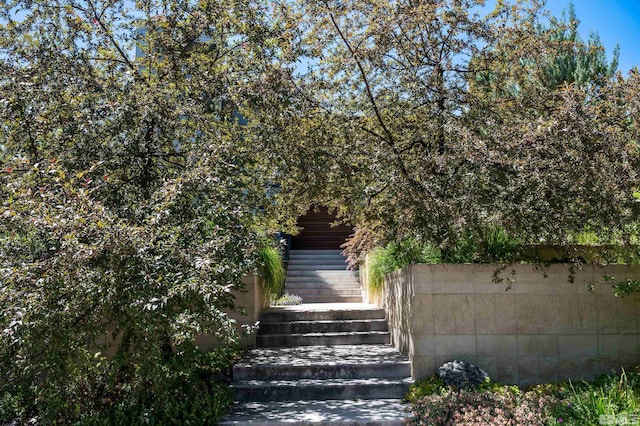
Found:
<box><xmin>438</xmin><ymin>359</ymin><xmax>488</xmax><ymax>390</ymax></box>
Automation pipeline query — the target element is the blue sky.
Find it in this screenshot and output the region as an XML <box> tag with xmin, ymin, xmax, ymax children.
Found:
<box><xmin>545</xmin><ymin>0</ymin><xmax>640</xmax><ymax>74</ymax></box>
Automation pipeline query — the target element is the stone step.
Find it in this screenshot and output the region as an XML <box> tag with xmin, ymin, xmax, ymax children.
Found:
<box><xmin>260</xmin><ymin>305</ymin><xmax>385</xmax><ymax>322</ymax></box>
<box><xmin>219</xmin><ymin>399</ymin><xmax>411</xmax><ymax>425</ymax></box>
<box><xmin>256</xmin><ymin>331</ymin><xmax>389</xmax><ymax>347</ymax></box>
<box><xmin>286</xmin><ymin>270</ymin><xmax>359</xmax><ymax>278</ymax></box>
<box><xmin>289</xmin><ymin>288</ymin><xmax>362</xmax><ymax>297</ymax></box>
<box><xmin>286</xmin><ymin>277</ymin><xmax>359</xmax><ymax>285</ymax></box>
<box><xmin>287</xmin><ymin>288</ymin><xmax>362</xmax><ymax>303</ymax></box>
<box><xmin>233</xmin><ymin>377</ymin><xmax>413</xmax><ymax>402</ymax></box>
<box><xmin>285</xmin><ymin>281</ymin><xmax>360</xmax><ymax>289</ymax></box>
<box><xmin>298</xmin><ymin>296</ymin><xmax>363</xmax><ymax>304</ymax></box>
<box><xmin>234</xmin><ymin>345</ymin><xmax>408</xmax><ymax>374</ymax></box>
<box><xmin>234</xmin><ymin>360</ymin><xmax>407</xmax><ymax>381</ymax></box>
<box><xmin>258</xmin><ymin>319</ymin><xmax>388</xmax><ymax>335</ymax></box>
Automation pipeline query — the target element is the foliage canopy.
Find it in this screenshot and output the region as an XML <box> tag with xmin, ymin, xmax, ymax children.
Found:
<box><xmin>272</xmin><ymin>0</ymin><xmax>640</xmax><ymax>260</ymax></box>
<box><xmin>0</xmin><ymin>0</ymin><xmax>293</xmax><ymax>422</ymax></box>
<box><xmin>1</xmin><ymin>0</ymin><xmax>640</xmax><ymax>422</ymax></box>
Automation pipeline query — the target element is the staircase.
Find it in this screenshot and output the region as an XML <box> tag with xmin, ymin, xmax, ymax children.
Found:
<box><xmin>285</xmin><ymin>250</ymin><xmax>362</xmax><ymax>303</ymax></box>
<box><xmin>255</xmin><ymin>303</ymin><xmax>389</xmax><ymax>348</ymax></box>
<box><xmin>221</xmin><ymin>304</ymin><xmax>413</xmax><ymax>425</ymax></box>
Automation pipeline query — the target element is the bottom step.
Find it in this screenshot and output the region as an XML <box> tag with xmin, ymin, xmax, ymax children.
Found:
<box><xmin>220</xmin><ymin>399</ymin><xmax>411</xmax><ymax>425</ymax></box>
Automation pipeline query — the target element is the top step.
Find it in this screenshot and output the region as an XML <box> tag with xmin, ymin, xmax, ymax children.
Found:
<box><xmin>260</xmin><ymin>303</ymin><xmax>385</xmax><ymax>322</ymax></box>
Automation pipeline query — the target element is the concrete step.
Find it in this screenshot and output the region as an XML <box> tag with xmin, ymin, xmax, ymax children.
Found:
<box><xmin>234</xmin><ymin>345</ymin><xmax>409</xmax><ymax>379</ymax></box>
<box><xmin>298</xmin><ymin>296</ymin><xmax>363</xmax><ymax>304</ymax></box>
<box><xmin>234</xmin><ymin>361</ymin><xmax>409</xmax><ymax>381</ymax></box>
<box><xmin>219</xmin><ymin>399</ymin><xmax>411</xmax><ymax>425</ymax></box>
<box><xmin>256</xmin><ymin>331</ymin><xmax>389</xmax><ymax>347</ymax></box>
<box><xmin>286</xmin><ymin>277</ymin><xmax>359</xmax><ymax>285</ymax></box>
<box><xmin>233</xmin><ymin>377</ymin><xmax>413</xmax><ymax>402</ymax></box>
<box><xmin>258</xmin><ymin>319</ymin><xmax>388</xmax><ymax>335</ymax></box>
<box><xmin>289</xmin><ymin>294</ymin><xmax>362</xmax><ymax>303</ymax></box>
<box><xmin>285</xmin><ymin>281</ymin><xmax>360</xmax><ymax>289</ymax></box>
<box><xmin>286</xmin><ymin>270</ymin><xmax>359</xmax><ymax>278</ymax></box>
<box><xmin>260</xmin><ymin>305</ymin><xmax>385</xmax><ymax>322</ymax></box>
<box><xmin>290</xmin><ymin>289</ymin><xmax>362</xmax><ymax>297</ymax></box>
<box><xmin>286</xmin><ymin>288</ymin><xmax>360</xmax><ymax>296</ymax></box>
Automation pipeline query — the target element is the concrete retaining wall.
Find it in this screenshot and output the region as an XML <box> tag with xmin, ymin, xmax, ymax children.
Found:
<box><xmin>384</xmin><ymin>264</ymin><xmax>640</xmax><ymax>386</ymax></box>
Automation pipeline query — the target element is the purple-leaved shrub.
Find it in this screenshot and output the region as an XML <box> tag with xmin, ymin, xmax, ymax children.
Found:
<box><xmin>408</xmin><ymin>388</ymin><xmax>559</xmax><ymax>425</ymax></box>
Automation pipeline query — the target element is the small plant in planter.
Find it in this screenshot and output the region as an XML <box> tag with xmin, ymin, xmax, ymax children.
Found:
<box><xmin>272</xmin><ymin>293</ymin><xmax>303</xmax><ymax>306</ymax></box>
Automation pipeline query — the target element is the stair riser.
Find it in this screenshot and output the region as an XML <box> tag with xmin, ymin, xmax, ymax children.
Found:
<box><xmin>258</xmin><ymin>320</ymin><xmax>388</xmax><ymax>334</ymax></box>
<box><xmin>259</xmin><ymin>310</ymin><xmax>386</xmax><ymax>322</ymax></box>
<box><xmin>256</xmin><ymin>333</ymin><xmax>389</xmax><ymax>347</ymax></box>
<box><xmin>233</xmin><ymin>363</ymin><xmax>410</xmax><ymax>381</ymax></box>
<box><xmin>233</xmin><ymin>383</ymin><xmax>409</xmax><ymax>402</ymax></box>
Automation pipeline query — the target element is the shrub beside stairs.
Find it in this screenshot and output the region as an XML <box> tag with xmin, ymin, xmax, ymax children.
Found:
<box><xmin>220</xmin><ymin>251</ymin><xmax>413</xmax><ymax>425</ymax></box>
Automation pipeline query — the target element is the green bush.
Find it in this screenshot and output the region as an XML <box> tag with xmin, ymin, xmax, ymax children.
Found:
<box><xmin>257</xmin><ymin>245</ymin><xmax>286</xmax><ymax>300</ymax></box>
<box><xmin>366</xmin><ymin>239</ymin><xmax>441</xmax><ymax>296</ymax></box>
<box><xmin>366</xmin><ymin>227</ymin><xmax>521</xmax><ymax>296</ymax></box>
<box><xmin>442</xmin><ymin>227</ymin><xmax>522</xmax><ymax>263</ymax></box>
<box><xmin>1</xmin><ymin>347</ymin><xmax>244</xmax><ymax>425</ymax></box>
<box><xmin>552</xmin><ymin>368</ymin><xmax>640</xmax><ymax>425</ymax></box>
<box><xmin>0</xmin><ymin>391</ymin><xmax>26</xmax><ymax>424</ymax></box>
<box><xmin>1</xmin><ymin>164</ymin><xmax>268</xmax><ymax>425</ymax></box>
<box><xmin>484</xmin><ymin>226</ymin><xmax>523</xmax><ymax>263</ymax></box>
<box><xmin>405</xmin><ymin>375</ymin><xmax>447</xmax><ymax>403</ymax></box>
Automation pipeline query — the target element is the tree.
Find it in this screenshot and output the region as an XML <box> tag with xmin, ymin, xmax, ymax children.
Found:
<box><xmin>280</xmin><ymin>0</ymin><xmax>639</xmax><ymax>259</ymax></box>
<box><xmin>0</xmin><ymin>0</ymin><xmax>296</xmax><ymax>421</ymax></box>
<box><xmin>539</xmin><ymin>2</ymin><xmax>619</xmax><ymax>91</ymax></box>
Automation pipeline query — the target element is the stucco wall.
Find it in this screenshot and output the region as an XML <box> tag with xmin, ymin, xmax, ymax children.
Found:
<box><xmin>384</xmin><ymin>264</ymin><xmax>640</xmax><ymax>386</ymax></box>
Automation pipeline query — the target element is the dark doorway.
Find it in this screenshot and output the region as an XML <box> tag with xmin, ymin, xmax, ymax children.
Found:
<box><xmin>290</xmin><ymin>206</ymin><xmax>353</xmax><ymax>250</ymax></box>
